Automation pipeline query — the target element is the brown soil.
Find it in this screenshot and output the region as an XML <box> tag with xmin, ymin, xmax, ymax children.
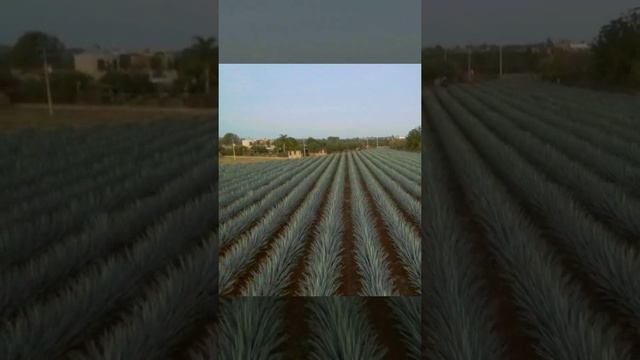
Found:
<box><xmin>285</xmin><ymin>164</ymin><xmax>336</xmax><ymax>296</ymax></box>
<box><xmin>219</xmin><ymin>161</ymin><xmax>325</xmax><ymax>258</ymax></box>
<box><xmin>359</xmin><ymin>152</ymin><xmax>421</xmax><ymax>232</ymax></box>
<box><xmin>357</xmin><ymin>161</ymin><xmax>414</xmax><ymax>296</ymax></box>
<box><xmin>365</xmin><ymin>298</ymin><xmax>409</xmax><ymax>360</ymax></box>
<box><xmin>227</xmin><ymin>165</ymin><xmax>329</xmax><ymax>296</ymax></box>
<box><xmin>226</xmin><ymin>222</ymin><xmax>291</xmax><ymax>296</ymax></box>
<box><xmin>340</xmin><ymin>162</ymin><xmax>362</xmax><ymax>295</ymax></box>
<box><xmin>282</xmin><ymin>298</ymin><xmax>311</xmax><ymax>359</ymax></box>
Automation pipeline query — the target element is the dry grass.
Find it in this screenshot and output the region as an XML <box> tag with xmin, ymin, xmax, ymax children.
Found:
<box><xmin>0</xmin><ymin>105</ymin><xmax>217</xmax><ymax>132</ymax></box>
<box><xmin>219</xmin><ymin>156</ymin><xmax>288</xmax><ymax>165</ymax></box>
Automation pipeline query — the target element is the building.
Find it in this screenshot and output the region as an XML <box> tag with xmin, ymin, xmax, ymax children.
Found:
<box><xmin>554</xmin><ymin>40</ymin><xmax>590</xmax><ymax>52</ymax></box>
<box><xmin>288</xmin><ymin>150</ymin><xmax>302</xmax><ymax>159</ymax></box>
<box><xmin>241</xmin><ymin>138</ymin><xmax>254</xmax><ymax>148</ymax></box>
<box><xmin>309</xmin><ymin>149</ymin><xmax>327</xmax><ymax>156</ymax></box>
<box><xmin>73</xmin><ymin>51</ymin><xmax>120</xmax><ymax>79</ymax></box>
<box><xmin>73</xmin><ymin>48</ymin><xmax>178</xmax><ymax>83</ymax></box>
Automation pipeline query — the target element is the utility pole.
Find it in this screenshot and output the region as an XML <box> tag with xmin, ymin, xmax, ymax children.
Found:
<box><xmin>43</xmin><ymin>49</ymin><xmax>54</xmax><ymax>117</ymax></box>
<box><xmin>302</xmin><ymin>138</ymin><xmax>306</xmax><ymax>157</ymax></box>
<box><xmin>467</xmin><ymin>46</ymin><xmax>471</xmax><ymax>74</ymax></box>
<box><xmin>499</xmin><ymin>45</ymin><xmax>503</xmax><ymax>79</ymax></box>
<box><xmin>366</xmin><ymin>138</ymin><xmax>369</xmax><ymax>149</ymax></box>
<box><xmin>444</xmin><ymin>47</ymin><xmax>448</xmax><ymax>62</ymax></box>
<box><xmin>376</xmin><ymin>136</ymin><xmax>379</xmax><ymax>148</ymax></box>
<box><xmin>232</xmin><ymin>140</ymin><xmax>236</xmax><ymax>160</ymax></box>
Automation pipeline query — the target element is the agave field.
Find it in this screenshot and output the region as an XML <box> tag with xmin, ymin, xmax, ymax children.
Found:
<box><xmin>219</xmin><ymin>148</ymin><xmax>421</xmax><ymax>296</ymax></box>
<box><xmin>0</xmin><ymin>116</ymin><xmax>219</xmax><ymax>359</ymax></box>
<box><xmin>424</xmin><ymin>79</ymin><xmax>640</xmax><ymax>359</ymax></box>
<box><xmin>218</xmin><ymin>296</ymin><xmax>420</xmax><ymax>359</ymax></box>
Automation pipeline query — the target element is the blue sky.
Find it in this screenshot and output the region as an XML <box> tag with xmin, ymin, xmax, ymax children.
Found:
<box><xmin>219</xmin><ymin>64</ymin><xmax>420</xmax><ymax>139</ymax></box>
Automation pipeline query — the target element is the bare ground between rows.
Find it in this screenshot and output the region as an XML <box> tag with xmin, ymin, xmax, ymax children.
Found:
<box><xmin>227</xmin><ymin>168</ymin><xmax>328</xmax><ymax>296</ymax></box>
<box><xmin>358</xmin><ymin>151</ymin><xmax>421</xmax><ymax>235</ymax></box>
<box><xmin>363</xmin><ymin>151</ymin><xmax>421</xmax><ymax>202</ymax></box>
<box><xmin>429</xmin><ymin>106</ymin><xmax>540</xmax><ymax>360</ymax></box>
<box><xmin>365</xmin><ymin>298</ymin><xmax>410</xmax><ymax>360</ymax></box>
<box><xmin>282</xmin><ymin>297</ymin><xmax>311</xmax><ymax>359</ymax></box>
<box><xmin>339</xmin><ymin>162</ymin><xmax>362</xmax><ymax>296</ymax></box>
<box><xmin>218</xmin><ymin>161</ymin><xmax>319</xmax><ymax>259</ymax></box>
<box><xmin>358</xmin><ymin>165</ymin><xmax>414</xmax><ymax>296</ymax></box>
<box><xmin>285</xmin><ymin>169</ymin><xmax>335</xmax><ymax>296</ymax></box>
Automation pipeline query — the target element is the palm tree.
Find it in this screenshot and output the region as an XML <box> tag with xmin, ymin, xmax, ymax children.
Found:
<box><xmin>179</xmin><ymin>36</ymin><xmax>217</xmax><ymax>94</ymax></box>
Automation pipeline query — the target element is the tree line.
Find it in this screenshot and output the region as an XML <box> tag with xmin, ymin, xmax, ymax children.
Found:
<box><xmin>219</xmin><ymin>127</ymin><xmax>421</xmax><ymax>157</ymax></box>
<box><xmin>0</xmin><ymin>31</ymin><xmax>217</xmax><ymax>106</ymax></box>
<box><xmin>423</xmin><ymin>8</ymin><xmax>640</xmax><ymax>91</ymax></box>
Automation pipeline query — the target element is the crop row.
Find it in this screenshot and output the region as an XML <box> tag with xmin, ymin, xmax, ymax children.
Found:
<box><xmin>216</xmin><ymin>297</ymin><xmax>420</xmax><ymax>359</ymax></box>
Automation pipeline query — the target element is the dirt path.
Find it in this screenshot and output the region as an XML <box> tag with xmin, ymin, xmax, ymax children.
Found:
<box><xmin>340</xmin><ymin>162</ymin><xmax>361</xmax><ymax>296</ymax></box>
<box><xmin>358</xmin><ymin>167</ymin><xmax>414</xmax><ymax>296</ymax></box>
<box><xmin>285</xmin><ymin>173</ymin><xmax>335</xmax><ymax>295</ymax></box>
<box><xmin>365</xmin><ymin>298</ymin><xmax>409</xmax><ymax>360</ymax></box>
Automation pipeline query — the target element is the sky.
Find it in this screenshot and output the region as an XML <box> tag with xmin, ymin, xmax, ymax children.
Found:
<box><xmin>1</xmin><ymin>0</ymin><xmax>217</xmax><ymax>50</ymax></box>
<box><xmin>219</xmin><ymin>64</ymin><xmax>421</xmax><ymax>139</ymax></box>
<box><xmin>220</xmin><ymin>0</ymin><xmax>420</xmax><ymax>63</ymax></box>
<box><xmin>423</xmin><ymin>1</ymin><xmax>639</xmax><ymax>47</ymax></box>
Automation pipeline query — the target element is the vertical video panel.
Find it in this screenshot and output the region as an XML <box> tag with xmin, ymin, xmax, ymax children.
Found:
<box><xmin>0</xmin><ymin>1</ymin><xmax>218</xmax><ymax>359</ymax></box>
<box><xmin>218</xmin><ymin>64</ymin><xmax>421</xmax><ymax>297</ymax></box>
<box><xmin>423</xmin><ymin>1</ymin><xmax>640</xmax><ymax>359</ymax></box>
<box><xmin>218</xmin><ymin>0</ymin><xmax>421</xmax><ymax>358</ymax></box>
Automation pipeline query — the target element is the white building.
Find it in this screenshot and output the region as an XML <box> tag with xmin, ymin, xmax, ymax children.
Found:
<box><xmin>73</xmin><ymin>51</ymin><xmax>120</xmax><ymax>79</ymax></box>
<box><xmin>241</xmin><ymin>138</ymin><xmax>254</xmax><ymax>148</ymax></box>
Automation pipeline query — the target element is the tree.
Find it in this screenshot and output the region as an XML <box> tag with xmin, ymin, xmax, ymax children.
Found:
<box><xmin>177</xmin><ymin>36</ymin><xmax>217</xmax><ymax>93</ymax></box>
<box><xmin>406</xmin><ymin>127</ymin><xmax>421</xmax><ymax>151</ymax></box>
<box><xmin>592</xmin><ymin>8</ymin><xmax>640</xmax><ymax>87</ymax></box>
<box><xmin>306</xmin><ymin>137</ymin><xmax>323</xmax><ymax>153</ymax></box>
<box><xmin>150</xmin><ymin>52</ymin><xmax>165</xmax><ymax>77</ymax></box>
<box><xmin>274</xmin><ymin>134</ymin><xmax>298</xmax><ymax>152</ymax></box>
<box><xmin>11</xmin><ymin>31</ymin><xmax>66</xmax><ymax>70</ymax></box>
<box><xmin>221</xmin><ymin>133</ymin><xmax>241</xmax><ymax>146</ymax></box>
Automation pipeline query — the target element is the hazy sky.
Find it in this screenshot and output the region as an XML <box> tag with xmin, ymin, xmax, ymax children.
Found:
<box><xmin>1</xmin><ymin>0</ymin><xmax>217</xmax><ymax>50</ymax></box>
<box><xmin>220</xmin><ymin>0</ymin><xmax>420</xmax><ymax>63</ymax></box>
<box><xmin>219</xmin><ymin>64</ymin><xmax>420</xmax><ymax>139</ymax></box>
<box><xmin>423</xmin><ymin>1</ymin><xmax>638</xmax><ymax>46</ymax></box>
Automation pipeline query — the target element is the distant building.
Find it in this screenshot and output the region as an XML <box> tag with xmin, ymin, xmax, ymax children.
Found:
<box><xmin>309</xmin><ymin>149</ymin><xmax>327</xmax><ymax>156</ymax></box>
<box><xmin>241</xmin><ymin>138</ymin><xmax>254</xmax><ymax>147</ymax></box>
<box><xmin>288</xmin><ymin>150</ymin><xmax>302</xmax><ymax>159</ymax></box>
<box><xmin>73</xmin><ymin>48</ymin><xmax>178</xmax><ymax>84</ymax></box>
<box><xmin>73</xmin><ymin>51</ymin><xmax>120</xmax><ymax>79</ymax></box>
<box><xmin>554</xmin><ymin>40</ymin><xmax>590</xmax><ymax>52</ymax></box>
